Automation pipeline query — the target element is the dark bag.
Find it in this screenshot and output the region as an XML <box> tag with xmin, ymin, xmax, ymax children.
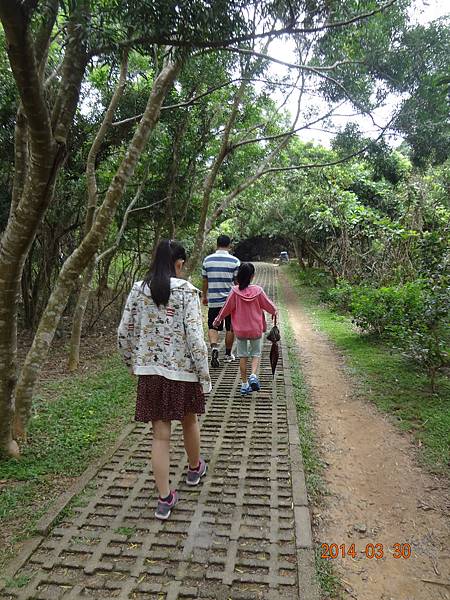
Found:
<box><xmin>266</xmin><ymin>324</ymin><xmax>280</xmax><ymax>343</ymax></box>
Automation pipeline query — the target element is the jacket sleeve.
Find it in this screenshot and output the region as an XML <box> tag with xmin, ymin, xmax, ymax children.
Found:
<box><xmin>117</xmin><ymin>288</ymin><xmax>137</xmax><ymax>371</ymax></box>
<box><xmin>213</xmin><ymin>289</ymin><xmax>236</xmax><ymax>326</ymax></box>
<box><xmin>259</xmin><ymin>289</ymin><xmax>277</xmax><ymax>316</ymax></box>
<box><xmin>184</xmin><ymin>291</ymin><xmax>212</xmax><ymax>394</ymax></box>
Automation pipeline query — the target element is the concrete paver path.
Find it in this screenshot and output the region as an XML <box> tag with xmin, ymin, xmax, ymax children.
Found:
<box><xmin>1</xmin><ymin>264</ymin><xmax>317</xmax><ymax>600</ymax></box>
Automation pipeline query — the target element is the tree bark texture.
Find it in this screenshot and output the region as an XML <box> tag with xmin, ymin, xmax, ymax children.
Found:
<box><xmin>0</xmin><ymin>0</ymin><xmax>89</xmax><ymax>454</ymax></box>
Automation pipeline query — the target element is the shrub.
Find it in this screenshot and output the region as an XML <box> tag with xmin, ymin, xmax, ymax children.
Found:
<box><xmin>390</xmin><ymin>283</ymin><xmax>449</xmax><ymax>392</ymax></box>
<box><xmin>289</xmin><ymin>265</ymin><xmax>332</xmax><ymax>288</ymax></box>
<box><xmin>321</xmin><ymin>279</ymin><xmax>354</xmax><ymax>311</ymax></box>
<box><xmin>349</xmin><ymin>282</ymin><xmax>426</xmax><ymax>337</ymax></box>
<box><xmin>323</xmin><ymin>278</ymin><xmax>449</xmax><ymax>390</ymax></box>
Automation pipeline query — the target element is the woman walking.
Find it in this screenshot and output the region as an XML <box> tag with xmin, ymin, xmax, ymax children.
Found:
<box><xmin>118</xmin><ymin>240</ymin><xmax>211</xmax><ymax>520</ymax></box>
<box><xmin>213</xmin><ymin>263</ymin><xmax>277</xmax><ymax>395</ymax></box>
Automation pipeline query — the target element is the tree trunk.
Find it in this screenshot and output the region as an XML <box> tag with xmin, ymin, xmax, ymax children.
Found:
<box><xmin>185</xmin><ymin>59</ymin><xmax>305</xmax><ymax>277</ymax></box>
<box><xmin>165</xmin><ymin>120</ymin><xmax>187</xmax><ymax>237</ymax></box>
<box><xmin>185</xmin><ymin>79</ymin><xmax>248</xmax><ymax>275</ymax></box>
<box><xmin>67</xmin><ymin>50</ymin><xmax>129</xmax><ymax>371</ymax></box>
<box><xmin>67</xmin><ymin>259</ymin><xmax>96</xmax><ymax>371</ymax></box>
<box><xmin>98</xmin><ymin>252</ymin><xmax>114</xmax><ymax>296</ymax></box>
<box><xmin>305</xmin><ymin>242</ymin><xmax>338</xmax><ymax>283</ymax></box>
<box><xmin>186</xmin><ymin>132</ymin><xmax>294</xmax><ymax>276</ymax></box>
<box><xmin>150</xmin><ymin>223</ymin><xmax>162</xmax><ymax>264</ymax></box>
<box><xmin>13</xmin><ymin>55</ymin><xmax>181</xmax><ymax>434</ymax></box>
<box><xmin>0</xmin><ymin>0</ymin><xmax>88</xmax><ymax>454</ymax></box>
<box><xmin>292</xmin><ymin>238</ymin><xmax>306</xmax><ymax>270</ymax></box>
<box><xmin>21</xmin><ymin>251</ymin><xmax>34</xmax><ymax>329</ymax></box>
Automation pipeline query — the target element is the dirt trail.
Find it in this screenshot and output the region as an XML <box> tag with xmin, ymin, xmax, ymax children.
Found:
<box><xmin>281</xmin><ymin>274</ymin><xmax>450</xmax><ymax>600</ymax></box>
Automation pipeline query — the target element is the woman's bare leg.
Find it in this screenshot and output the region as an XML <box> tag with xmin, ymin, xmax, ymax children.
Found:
<box><xmin>182</xmin><ymin>412</ymin><xmax>201</xmax><ymax>469</ymax></box>
<box><xmin>152</xmin><ymin>420</ymin><xmax>171</xmax><ymax>498</ymax></box>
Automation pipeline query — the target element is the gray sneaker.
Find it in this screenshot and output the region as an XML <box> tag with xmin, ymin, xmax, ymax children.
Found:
<box><xmin>186</xmin><ymin>458</ymin><xmax>207</xmax><ymax>486</ymax></box>
<box><xmin>155</xmin><ymin>490</ymin><xmax>178</xmax><ymax>520</ymax></box>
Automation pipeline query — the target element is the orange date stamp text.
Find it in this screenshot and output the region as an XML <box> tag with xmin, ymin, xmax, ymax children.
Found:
<box><xmin>321</xmin><ymin>543</ymin><xmax>412</xmax><ymax>560</ymax></box>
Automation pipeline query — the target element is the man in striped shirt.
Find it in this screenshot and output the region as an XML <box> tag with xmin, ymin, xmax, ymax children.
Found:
<box><xmin>202</xmin><ymin>235</ymin><xmax>240</xmax><ymax>368</ymax></box>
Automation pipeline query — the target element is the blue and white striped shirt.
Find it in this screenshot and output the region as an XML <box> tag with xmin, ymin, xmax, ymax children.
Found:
<box><xmin>202</xmin><ymin>250</ymin><xmax>240</xmax><ymax>308</ymax></box>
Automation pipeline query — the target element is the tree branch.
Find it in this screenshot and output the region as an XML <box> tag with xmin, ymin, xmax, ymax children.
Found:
<box><xmin>0</xmin><ymin>0</ymin><xmax>53</xmax><ymax>149</ymax></box>
<box><xmin>260</xmin><ymin>116</ymin><xmax>397</xmax><ymax>175</ymax></box>
<box><xmin>98</xmin><ymin>0</ymin><xmax>399</xmax><ymax>52</ymax></box>
<box><xmin>306</xmin><ymin>66</ymin><xmax>377</xmax><ymax>126</ymax></box>
<box><xmin>228</xmin><ymin>100</ymin><xmax>346</xmax><ymax>152</ymax></box>
<box><xmin>95</xmin><ymin>173</ymin><xmax>158</xmax><ymax>264</ymax></box>
<box><xmin>222</xmin><ymin>48</ymin><xmax>363</xmax><ymax>74</ymax></box>
<box><xmin>51</xmin><ymin>0</ymin><xmax>90</xmax><ymax>144</ymax></box>
<box><xmin>85</xmin><ymin>49</ymin><xmax>129</xmax><ymax>233</ymax></box>
<box><xmin>128</xmin><ymin>198</ymin><xmax>167</xmax><ymax>214</ymax></box>
<box><xmin>112</xmin><ymin>77</ymin><xmax>247</xmax><ymax>127</ymax></box>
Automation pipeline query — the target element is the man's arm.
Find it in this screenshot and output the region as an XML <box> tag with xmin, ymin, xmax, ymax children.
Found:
<box><xmin>202</xmin><ymin>277</ymin><xmax>208</xmax><ymax>306</ymax></box>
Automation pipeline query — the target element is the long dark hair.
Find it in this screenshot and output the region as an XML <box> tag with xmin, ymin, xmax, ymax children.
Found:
<box><xmin>237</xmin><ymin>262</ymin><xmax>255</xmax><ymax>290</ymax></box>
<box><xmin>143</xmin><ymin>239</ymin><xmax>186</xmax><ymax>307</ymax></box>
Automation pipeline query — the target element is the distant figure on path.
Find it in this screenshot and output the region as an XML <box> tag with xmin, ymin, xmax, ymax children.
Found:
<box><xmin>118</xmin><ymin>240</ymin><xmax>211</xmax><ymax>520</ymax></box>
<box><xmin>202</xmin><ymin>234</ymin><xmax>240</xmax><ymax>368</ymax></box>
<box><xmin>213</xmin><ymin>262</ymin><xmax>277</xmax><ymax>395</ymax></box>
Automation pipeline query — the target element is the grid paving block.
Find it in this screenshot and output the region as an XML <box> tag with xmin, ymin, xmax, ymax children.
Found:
<box><xmin>0</xmin><ymin>264</ymin><xmax>318</xmax><ymax>600</ymax></box>
<box><xmin>294</xmin><ymin>506</ymin><xmax>313</xmax><ymax>549</ymax></box>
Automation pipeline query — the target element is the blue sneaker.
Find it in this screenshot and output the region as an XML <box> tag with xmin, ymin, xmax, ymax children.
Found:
<box><xmin>240</xmin><ymin>382</ymin><xmax>252</xmax><ymax>395</ymax></box>
<box><xmin>248</xmin><ymin>374</ymin><xmax>260</xmax><ymax>391</ymax></box>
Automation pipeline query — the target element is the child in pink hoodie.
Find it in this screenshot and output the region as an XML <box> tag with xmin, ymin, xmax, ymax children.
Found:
<box><xmin>213</xmin><ymin>263</ymin><xmax>277</xmax><ymax>395</ymax></box>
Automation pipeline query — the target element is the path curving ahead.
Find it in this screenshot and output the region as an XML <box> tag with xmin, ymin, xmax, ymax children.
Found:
<box><xmin>0</xmin><ymin>264</ymin><xmax>317</xmax><ymax>600</ymax></box>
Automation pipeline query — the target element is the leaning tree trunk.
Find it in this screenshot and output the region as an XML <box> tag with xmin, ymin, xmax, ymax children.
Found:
<box><xmin>186</xmin><ymin>132</ymin><xmax>294</xmax><ymax>276</ymax></box>
<box><xmin>68</xmin><ymin>50</ymin><xmax>128</xmax><ymax>371</ymax></box>
<box><xmin>0</xmin><ymin>0</ymin><xmax>88</xmax><ymax>454</ymax></box>
<box><xmin>13</xmin><ymin>56</ymin><xmax>182</xmax><ymax>435</ymax></box>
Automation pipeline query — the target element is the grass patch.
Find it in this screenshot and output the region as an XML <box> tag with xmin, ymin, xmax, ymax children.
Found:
<box><xmin>285</xmin><ymin>263</ymin><xmax>450</xmax><ymax>478</ymax></box>
<box><xmin>0</xmin><ymin>355</ymin><xmax>134</xmax><ymax>482</ymax></box>
<box><xmin>314</xmin><ymin>549</ymin><xmax>343</xmax><ymax>599</ymax></box>
<box><xmin>4</xmin><ymin>574</ymin><xmax>31</xmax><ymax>589</ymax></box>
<box><xmin>0</xmin><ymin>354</ymin><xmax>135</xmax><ymax>570</ymax></box>
<box><xmin>278</xmin><ymin>282</ymin><xmax>342</xmax><ymax>599</ymax></box>
<box><xmin>115</xmin><ymin>526</ymin><xmax>136</xmax><ymax>537</ymax></box>
<box><xmin>278</xmin><ymin>288</ymin><xmax>325</xmax><ymax>502</ymax></box>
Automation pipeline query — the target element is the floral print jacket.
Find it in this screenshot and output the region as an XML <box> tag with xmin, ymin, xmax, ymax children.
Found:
<box><xmin>118</xmin><ymin>278</ymin><xmax>211</xmax><ymax>393</ymax></box>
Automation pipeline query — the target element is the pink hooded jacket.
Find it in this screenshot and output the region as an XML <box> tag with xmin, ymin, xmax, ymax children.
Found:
<box><xmin>213</xmin><ymin>284</ymin><xmax>277</xmax><ymax>339</ymax></box>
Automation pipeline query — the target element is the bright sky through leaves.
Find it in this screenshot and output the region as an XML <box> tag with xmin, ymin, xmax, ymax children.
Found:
<box><xmin>267</xmin><ymin>0</ymin><xmax>449</xmax><ymax>147</ymax></box>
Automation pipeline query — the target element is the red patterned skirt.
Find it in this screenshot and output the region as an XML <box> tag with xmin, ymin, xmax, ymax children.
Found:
<box><xmin>135</xmin><ymin>375</ymin><xmax>205</xmax><ymax>422</ymax></box>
